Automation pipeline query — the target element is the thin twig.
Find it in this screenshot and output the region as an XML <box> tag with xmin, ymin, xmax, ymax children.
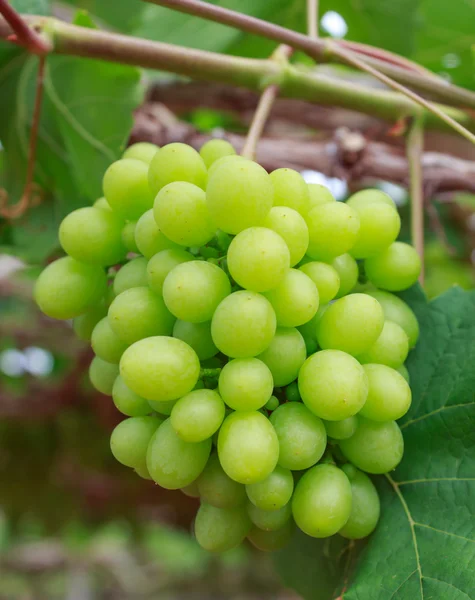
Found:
<box><xmin>425</xmin><ymin>202</ymin><xmax>457</xmax><ymax>256</ymax></box>
<box><xmin>0</xmin><ymin>0</ymin><xmax>50</xmax><ymax>54</ymax></box>
<box><xmin>307</xmin><ymin>0</ymin><xmax>318</xmax><ymax>40</ymax></box>
<box><xmin>407</xmin><ymin>116</ymin><xmax>425</xmax><ymax>283</ymax></box>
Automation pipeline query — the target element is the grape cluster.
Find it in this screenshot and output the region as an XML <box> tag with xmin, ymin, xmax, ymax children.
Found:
<box><xmin>35</xmin><ymin>139</ymin><xmax>421</xmax><ymax>553</ymax></box>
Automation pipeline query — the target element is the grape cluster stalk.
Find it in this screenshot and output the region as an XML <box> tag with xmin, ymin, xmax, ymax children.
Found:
<box><xmin>34</xmin><ymin>139</ymin><xmax>421</xmax><ymax>552</ymax></box>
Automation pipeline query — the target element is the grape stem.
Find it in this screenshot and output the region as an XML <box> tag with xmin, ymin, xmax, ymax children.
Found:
<box><xmin>200</xmin><ymin>368</ymin><xmax>222</xmax><ymax>378</ymax></box>
<box><xmin>0</xmin><ymin>0</ymin><xmax>50</xmax><ymax>54</ymax></box>
<box><xmin>407</xmin><ymin>116</ymin><xmax>425</xmax><ymax>283</ymax></box>
<box><xmin>307</xmin><ymin>0</ymin><xmax>318</xmax><ymax>40</ymax></box>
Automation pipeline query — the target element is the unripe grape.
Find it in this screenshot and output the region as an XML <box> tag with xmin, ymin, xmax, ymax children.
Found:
<box><xmin>365</xmin><ymin>289</ymin><xmax>419</xmax><ymax>347</ymax></box>
<box><xmin>89</xmin><ymin>356</ymin><xmax>119</xmax><ymax>395</ymax></box>
<box><xmin>270</xmin><ymin>168</ymin><xmax>310</xmax><ymax>216</ymax></box>
<box><xmin>199</xmin><ymin>139</ymin><xmax>236</xmax><ymax>168</ymax></box>
<box><xmin>247</xmin><ymin>520</ymin><xmax>294</xmax><ymax>551</ymax></box>
<box><xmin>263</xmin><ymin>206</ymin><xmax>309</xmax><ymax>266</ymax></box>
<box><xmin>306</xmin><ymin>203</ymin><xmax>360</xmax><ymax>261</ymax></box>
<box><xmin>73</xmin><ymin>304</ymin><xmax>107</xmax><ymax>341</ymax></box>
<box><xmin>121</xmin><ymin>221</ymin><xmax>139</xmax><ymax>253</ymax></box>
<box><xmin>113</xmin><ymin>257</ymin><xmax>148</xmax><ymax>295</ymax></box>
<box><xmin>299</xmin><ymin>261</ymin><xmax>340</xmax><ymax>304</ymax></box>
<box><xmin>246</xmin><ymin>465</ymin><xmax>294</xmax><ymax>511</ymax></box>
<box><xmin>148</xmin><ymin>143</ymin><xmax>207</xmax><ymax>194</ymax></box>
<box><xmin>110</xmin><ymin>415</ymin><xmax>161</xmax><ymax>471</ymax></box>
<box><xmin>346</xmin><ymin>188</ymin><xmax>395</xmax><ymax>209</ymax></box>
<box><xmin>218</xmin><ymin>358</ymin><xmax>273</xmax><ymax>411</ymax></box>
<box><xmin>257</xmin><ymin>327</ymin><xmax>306</xmax><ymax>387</ymax></box>
<box><xmin>331</xmin><ymin>253</ymin><xmax>359</xmax><ymax>297</ymax></box>
<box><xmin>358</xmin><ymin>321</ymin><xmax>409</xmax><ymax>368</ymax></box>
<box><xmin>307</xmin><ymin>183</ymin><xmax>336</xmax><ymax>210</ymax></box>
<box><xmin>172</xmin><ymin>320</ymin><xmax>218</xmax><ymax>360</ymax></box>
<box><xmin>359</xmin><ymin>364</ymin><xmax>412</xmax><ymax>421</ymax></box>
<box><xmin>170</xmin><ymin>389</ymin><xmax>225</xmax><ymax>442</ymax></box>
<box><xmin>112</xmin><ymin>375</ymin><xmax>151</xmax><ymax>417</ymax></box>
<box><xmin>397</xmin><ymin>364</ymin><xmax>410</xmax><ymax>383</ymax></box>
<box><xmin>147</xmin><ymin>249</ymin><xmax>193</xmax><ymax>295</ymax></box>
<box><xmin>135</xmin><ymin>209</ymin><xmax>179</xmax><ymax>259</ymax></box>
<box><xmin>197</xmin><ymin>454</ymin><xmax>247</xmax><ymax>508</ymax></box>
<box><xmin>103</xmin><ymin>158</ymin><xmax>154</xmax><ymax>220</ymax></box>
<box><xmin>247</xmin><ymin>502</ymin><xmax>292</xmax><ymax>531</ymax></box>
<box><xmin>323</xmin><ymin>416</ymin><xmax>358</xmax><ymax>440</ymax></box>
<box><xmin>264</xmin><ymin>269</ymin><xmax>319</xmax><ymax>328</ymax></box>
<box><xmin>123</xmin><ymin>142</ymin><xmax>159</xmax><ymax>164</ymax></box>
<box><xmin>365</xmin><ymin>242</ymin><xmax>421</xmax><ymax>291</ymax></box>
<box><xmin>194</xmin><ymin>503</ymin><xmax>251</xmax><ymax>552</ymax></box>
<box><xmin>91</xmin><ymin>317</ymin><xmax>129</xmax><ymax>364</ymax></box>
<box><xmin>339</xmin><ymin>464</ymin><xmax>380</xmax><ymax>539</ymax></box>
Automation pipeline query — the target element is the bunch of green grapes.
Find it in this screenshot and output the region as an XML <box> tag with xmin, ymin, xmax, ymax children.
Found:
<box><xmin>35</xmin><ymin>139</ymin><xmax>421</xmax><ymax>553</ymax></box>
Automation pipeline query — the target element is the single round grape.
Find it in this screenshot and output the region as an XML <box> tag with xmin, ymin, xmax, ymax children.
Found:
<box><xmin>91</xmin><ymin>317</ymin><xmax>128</xmax><ymax>364</ymax></box>
<box><xmin>147</xmin><ymin>419</ymin><xmax>211</xmax><ymax>489</ymax></box>
<box><xmin>148</xmin><ymin>142</ymin><xmax>207</xmax><ymax>194</ymax></box>
<box><xmin>339</xmin><ymin>417</ymin><xmax>404</xmax><ymax>474</ymax></box>
<box><xmin>299</xmin><ymin>261</ymin><xmax>340</xmax><ymax>304</ymax></box>
<box><xmin>123</xmin><ymin>142</ymin><xmax>159</xmax><ymax>164</ymax></box>
<box><xmin>323</xmin><ymin>416</ymin><xmax>358</xmax><ymax>440</ymax></box>
<box><xmin>112</xmin><ymin>375</ymin><xmax>150</xmax><ymax>417</ymax></box>
<box><xmin>121</xmin><ymin>221</ymin><xmax>139</xmax><ymax>253</ymax></box>
<box><xmin>286</xmin><ymin>381</ymin><xmax>301</xmax><ymax>402</ymax></box>
<box><xmin>247</xmin><ymin>502</ymin><xmax>292</xmax><ymax>531</ymax></box>
<box><xmin>359</xmin><ymin>364</ymin><xmax>412</xmax><ymax>421</ymax></box>
<box><xmin>154</xmin><ymin>182</ymin><xmax>216</xmax><ymax>247</ymax></box>
<box><xmin>358</xmin><ymin>321</ymin><xmax>409</xmax><ymax>368</ymax></box>
<box><xmin>163</xmin><ymin>261</ymin><xmax>231</xmax><ymax>323</ymax></box>
<box><xmin>292</xmin><ymin>464</ymin><xmax>352</xmax><ymax>538</ymax></box>
<box><xmin>93</xmin><ymin>197</ymin><xmax>112</xmax><ymax>211</ymax></box>
<box><xmin>339</xmin><ymin>464</ymin><xmax>380</xmax><ymax>539</ymax></box>
<box><xmin>197</xmin><ymin>453</ymin><xmax>246</xmax><ymax>508</ymax></box>
<box><xmin>218</xmin><ymin>411</ymin><xmax>279</xmax><ymax>484</ymax></box>
<box><xmin>299</xmin><ymin>350</ymin><xmax>368</xmax><ymax>420</ymax></box>
<box><xmin>120</xmin><ymin>336</ymin><xmax>200</xmax><ymax>402</ymax></box>
<box><xmin>211</xmin><ymin>291</ymin><xmax>276</xmax><ymax>358</ymax></box>
<box><xmin>148</xmin><ymin>398</ymin><xmax>177</xmax><ymax>416</ymax></box>
<box><xmin>113</xmin><ymin>257</ymin><xmax>148</xmax><ymax>296</ymax></box>
<box><xmin>306</xmin><ymin>203</ymin><xmax>360</xmax><ymax>260</ymax></box>
<box><xmin>147</xmin><ymin>248</ymin><xmax>193</xmax><ymax>295</ymax></box>
<box><xmin>263</xmin><ymin>206</ymin><xmax>309</xmax><ymax>266</ymax></box>
<box><xmin>172</xmin><ymin>320</ymin><xmax>218</xmax><ymax>360</ymax></box>
<box><xmin>345</xmin><ymin>188</ymin><xmax>395</xmax><ymax>209</ymax></box>
<box><xmin>199</xmin><ymin>139</ymin><xmax>236</xmax><ymax>168</ymax></box>
<box><xmin>181</xmin><ymin>481</ymin><xmax>200</xmax><ymax>498</ymax></box>
<box><xmin>365</xmin><ymin>242</ymin><xmax>421</xmax><ymax>291</ymax></box>
<box><xmin>296</xmin><ymin>310</ymin><xmax>322</xmax><ymax>355</ymax></box>
<box><xmin>247</xmin><ymin>521</ymin><xmax>294</xmax><ymax>551</ymax></box>
<box><xmin>59</xmin><ymin>207</ymin><xmax>127</xmax><ymax>266</ymax></box>
<box><xmin>218</xmin><ymin>358</ymin><xmax>273</xmax><ymax>411</ymax></box>
<box><xmin>108</xmin><ymin>287</ymin><xmax>175</xmax><ymax>344</ymax></box>
<box><xmin>73</xmin><ymin>304</ymin><xmax>107</xmax><ymax>341</ymax></box>
<box><xmin>307</xmin><ymin>183</ymin><xmax>335</xmax><ymax>210</ymax></box>
<box><xmin>331</xmin><ymin>254</ymin><xmax>359</xmax><ymax>298</ymax></box>
<box><xmin>110</xmin><ymin>415</ymin><xmax>161</xmax><ymax>470</ymax></box>
<box><xmin>35</xmin><ymin>257</ymin><xmax>107</xmax><ymax>320</ymax></box>
<box><xmin>317</xmin><ymin>293</ymin><xmax>384</xmax><ymax>356</ymax></box>
<box><xmin>171</xmin><ymin>389</ymin><xmax>225</xmax><ymax>442</ymax></box>
<box><xmin>365</xmin><ymin>289</ymin><xmax>419</xmax><ymax>347</ymax></box>
<box><xmin>265</xmin><ymin>396</ymin><xmax>280</xmax><ymax>411</ymax></box>
<box><xmin>227</xmin><ymin>227</ymin><xmax>290</xmax><ymax>292</ymax></box>
<box><xmin>270</xmin><ymin>403</ymin><xmax>326</xmax><ymax>470</ymax></box>
<box><xmin>246</xmin><ymin>465</ymin><xmax>293</xmax><ymax>511</ymax></box>
<box><xmin>264</xmin><ymin>269</ymin><xmax>319</xmax><ymax>328</ymax></box>
<box><xmin>270</xmin><ymin>168</ymin><xmax>310</xmax><ymax>216</ymax></box>
<box><xmin>206</xmin><ymin>157</ymin><xmax>274</xmax><ymax>234</ymax></box>
<box><xmin>257</xmin><ymin>327</ymin><xmax>306</xmax><ymax>387</ymax></box>
<box><xmin>134</xmin><ymin>209</ymin><xmax>179</xmax><ymax>259</ymax></box>
<box><xmin>103</xmin><ymin>159</ymin><xmax>154</xmax><ymax>220</ymax></box>
<box><xmin>194</xmin><ymin>503</ymin><xmax>251</xmax><ymax>552</ymax></box>
<box><xmin>397</xmin><ymin>364</ymin><xmax>410</xmax><ymax>383</ymax></box>
<box><xmin>89</xmin><ymin>356</ymin><xmax>119</xmax><ymax>395</ymax></box>
<box><xmin>207</xmin><ymin>154</ymin><xmax>249</xmax><ymax>179</ymax></box>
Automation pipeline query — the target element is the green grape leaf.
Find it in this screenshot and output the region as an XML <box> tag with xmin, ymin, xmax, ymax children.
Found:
<box><xmin>9</xmin><ymin>0</ymin><xmax>49</xmax><ymax>14</ymax></box>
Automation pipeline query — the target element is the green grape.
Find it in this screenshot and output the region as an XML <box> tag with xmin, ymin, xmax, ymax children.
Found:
<box><xmin>292</xmin><ymin>464</ymin><xmax>352</xmax><ymax>538</ymax></box>
<box><xmin>170</xmin><ymin>389</ymin><xmax>225</xmax><ymax>442</ymax></box>
<box><xmin>339</xmin><ymin>464</ymin><xmax>380</xmax><ymax>539</ymax></box>
<box><xmin>397</xmin><ymin>364</ymin><xmax>410</xmax><ymax>383</ymax></box>
<box><xmin>218</xmin><ymin>358</ymin><xmax>273</xmax><ymax>411</ymax></box>
<box><xmin>359</xmin><ymin>364</ymin><xmax>411</xmax><ymax>421</ymax></box>
<box><xmin>307</xmin><ymin>183</ymin><xmax>336</xmax><ymax>210</ymax></box>
<box><xmin>317</xmin><ymin>293</ymin><xmax>384</xmax><ymax>356</ymax></box>
<box><xmin>73</xmin><ymin>304</ymin><xmax>107</xmax><ymax>341</ymax></box>
<box><xmin>110</xmin><ymin>415</ymin><xmax>161</xmax><ymax>471</ymax></box>
<box><xmin>265</xmin><ymin>396</ymin><xmax>280</xmax><ymax>411</ymax></box>
<box><xmin>147</xmin><ymin>248</ymin><xmax>193</xmax><ymax>295</ymax></box>
<box><xmin>123</xmin><ymin>142</ymin><xmax>159</xmax><ymax>164</ymax></box>
<box><xmin>298</xmin><ymin>261</ymin><xmax>340</xmax><ymax>304</ymax></box>
<box><xmin>358</xmin><ymin>321</ymin><xmax>409</xmax><ymax>368</ymax></box>
<box><xmin>93</xmin><ymin>197</ymin><xmax>112</xmax><ymax>211</ymax></box>
<box><xmin>323</xmin><ymin>416</ymin><xmax>358</xmax><ymax>440</ymax></box>
<box><xmin>247</xmin><ymin>521</ymin><xmax>294</xmax><ymax>551</ymax></box>
<box><xmin>197</xmin><ymin>453</ymin><xmax>247</xmax><ymax>508</ymax></box>
<box><xmin>227</xmin><ymin>227</ymin><xmax>290</xmax><ymax>292</ymax></box>
<box><xmin>207</xmin><ymin>154</ymin><xmax>249</xmax><ymax>179</ymax></box>
<box><xmin>296</xmin><ymin>308</ymin><xmax>326</xmax><ymax>355</ymax></box>
<box><xmin>306</xmin><ymin>203</ymin><xmax>360</xmax><ymax>261</ymax></box>
<box><xmin>286</xmin><ymin>381</ymin><xmax>301</xmax><ymax>402</ymax></box>
<box><xmin>270</xmin><ymin>403</ymin><xmax>326</xmax><ymax>470</ymax></box>
<box><xmin>331</xmin><ymin>253</ymin><xmax>359</xmax><ymax>298</ymax></box>
<box><xmin>91</xmin><ymin>317</ymin><xmax>129</xmax><ymax>363</ymax></box>
<box><xmin>263</xmin><ymin>206</ymin><xmax>309</xmax><ymax>266</ymax></box>
<box><xmin>103</xmin><ymin>158</ymin><xmax>154</xmax><ymax>220</ymax></box>
<box><xmin>121</xmin><ymin>221</ymin><xmax>139</xmax><ymax>253</ymax></box>
<box><xmin>270</xmin><ymin>168</ymin><xmax>310</xmax><ymax>216</ymax></box>
<box><xmin>218</xmin><ymin>411</ymin><xmax>279</xmax><ymax>484</ymax></box>
<box><xmin>199</xmin><ymin>139</ymin><xmax>236</xmax><ymax>168</ymax></box>
<box><xmin>211</xmin><ymin>291</ymin><xmax>276</xmax><ymax>358</ymax></box>
<box><xmin>35</xmin><ymin>257</ymin><xmax>107</xmax><ymax>320</ymax></box>
<box><xmin>148</xmin><ymin>398</ymin><xmax>178</xmax><ymax>416</ymax></box>
<box><xmin>365</xmin><ymin>242</ymin><xmax>421</xmax><ymax>291</ymax></box>
<box><xmin>147</xmin><ymin>419</ymin><xmax>211</xmax><ymax>489</ymax></box>
<box><xmin>346</xmin><ymin>188</ymin><xmax>395</xmax><ymax>209</ymax></box>
<box><xmin>59</xmin><ymin>207</ymin><xmax>127</xmax><ymax>266</ymax></box>
<box><xmin>346</xmin><ymin>193</ymin><xmax>401</xmax><ymax>259</ymax></box>
<box><xmin>163</xmin><ymin>261</ymin><xmax>231</xmax><ymax>323</ymax></box>
<box><xmin>339</xmin><ymin>417</ymin><xmax>404</xmax><ymax>474</ymax></box>
<box><xmin>172</xmin><ymin>320</ymin><xmax>218</xmax><ymax>360</ymax></box>
<box><xmin>108</xmin><ymin>286</ymin><xmax>175</xmax><ymax>344</ymax></box>
<box><xmin>135</xmin><ymin>464</ymin><xmax>153</xmax><ymax>480</ymax></box>
<box><xmin>246</xmin><ymin>465</ymin><xmax>293</xmax><ymax>511</ymax></box>
<box><xmin>89</xmin><ymin>356</ymin><xmax>119</xmax><ymax>395</ymax></box>
<box><xmin>247</xmin><ymin>502</ymin><xmax>292</xmax><ymax>531</ymax></box>
<box><xmin>365</xmin><ymin>289</ymin><xmax>419</xmax><ymax>347</ymax></box>
<box><xmin>194</xmin><ymin>503</ymin><xmax>251</xmax><ymax>552</ymax></box>
<box><xmin>181</xmin><ymin>482</ymin><xmax>200</xmax><ymax>498</ymax></box>
<box><xmin>135</xmin><ymin>209</ymin><xmax>180</xmax><ymax>259</ymax></box>
<box><xmin>257</xmin><ymin>327</ymin><xmax>306</xmax><ymax>387</ymax></box>
<box><xmin>149</xmin><ymin>143</ymin><xmax>207</xmax><ymax>194</ymax></box>
<box><xmin>299</xmin><ymin>350</ymin><xmax>368</xmax><ymax>420</ymax></box>
<box><xmin>154</xmin><ymin>182</ymin><xmax>216</xmax><ymax>247</ymax></box>
<box><xmin>206</xmin><ymin>157</ymin><xmax>274</xmax><ymax>234</ymax></box>
<box><xmin>113</xmin><ymin>257</ymin><xmax>148</xmax><ymax>296</ymax></box>
<box><xmin>120</xmin><ymin>336</ymin><xmax>200</xmax><ymax>401</ymax></box>
<box><xmin>112</xmin><ymin>375</ymin><xmax>151</xmax><ymax>417</ymax></box>
<box><xmin>104</xmin><ymin>284</ymin><xmax>116</xmax><ymax>307</ymax></box>
<box><xmin>264</xmin><ymin>269</ymin><xmax>319</xmax><ymax>328</ymax></box>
